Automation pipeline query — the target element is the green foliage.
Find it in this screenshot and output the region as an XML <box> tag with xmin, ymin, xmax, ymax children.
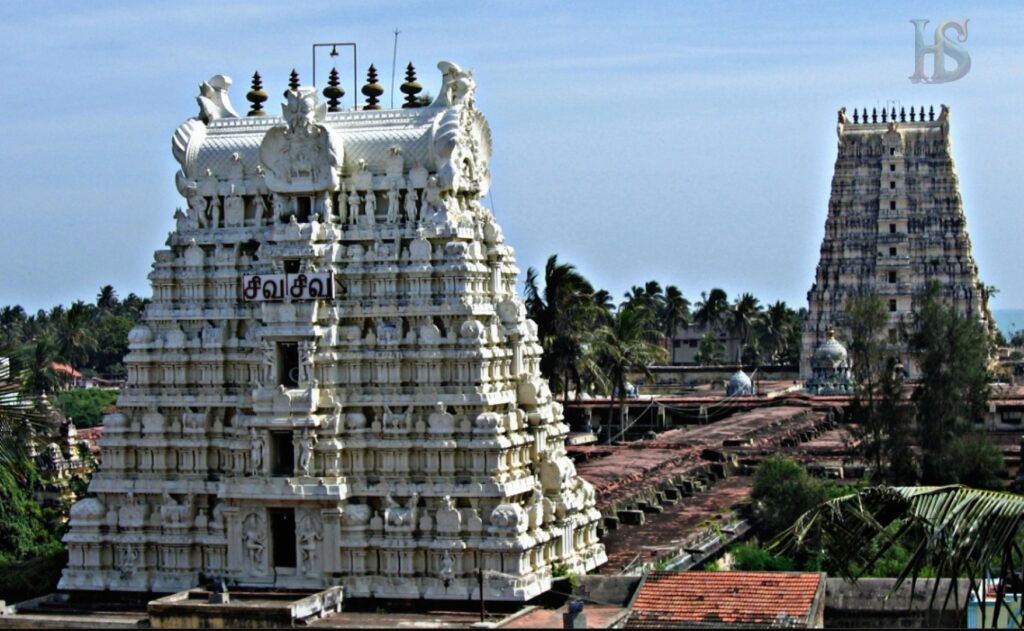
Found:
<box><xmin>695</xmin><ymin>331</ymin><xmax>724</xmax><ymax>365</ymax></box>
<box><xmin>0</xmin><ymin>462</ymin><xmax>64</xmax><ymax>563</ymax></box>
<box><xmin>730</xmin><ymin>542</ymin><xmax>795</xmax><ymax>571</ymax></box>
<box><xmin>909</xmin><ymin>282</ymin><xmax>996</xmax><ymax>485</ymax></box>
<box><xmin>55</xmin><ymin>388</ymin><xmax>119</xmax><ymax>428</ymax></box>
<box><xmin>1011</xmin><ymin>330</ymin><xmax>1024</xmax><ymax>347</ymax></box>
<box><xmin>0</xmin><ymin>287</ymin><xmax>148</xmax><ymax>382</ymax></box>
<box><xmin>750</xmin><ymin>457</ymin><xmax>830</xmax><ymax>539</ymax></box>
<box><xmin>0</xmin><ymin>548</ymin><xmax>68</xmax><ymax>603</ymax></box>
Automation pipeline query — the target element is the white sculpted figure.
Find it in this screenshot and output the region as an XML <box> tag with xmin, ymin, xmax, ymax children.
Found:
<box><xmin>363</xmin><ymin>190</ymin><xmax>377</xmax><ymax>225</ymax></box>
<box><xmin>243</xmin><ymin>522</ymin><xmax>265</xmax><ymax>570</ymax></box>
<box><xmin>297</xmin><ymin>428</ymin><xmax>317</xmax><ymax>476</ymax></box>
<box><xmin>249</xmin><ymin>427</ymin><xmax>264</xmax><ymax>476</ymax></box>
<box><xmin>298</xmin><ymin>527</ymin><xmax>322</xmax><ymax>575</ymax></box>
<box><xmin>435</xmin><ymin>495</ymin><xmax>462</xmax><ymax>534</ymax></box>
<box><xmin>404</xmin><ymin>188</ymin><xmax>419</xmax><ymax>223</ymax></box>
<box><xmin>298</xmin><ymin>340</ymin><xmax>316</xmax><ymax>384</ymax></box>
<box><xmin>259</xmin><ymin>87</ymin><xmax>342</xmax><ymax>193</ymax></box>
<box><xmin>209</xmin><ymin>195</ymin><xmax>222</xmax><ymax>229</ymax></box>
<box><xmin>188</xmin><ymin>193</ymin><xmax>208</xmax><ymax>229</ymax></box>
<box><xmin>385</xmin><ymin>493</ymin><xmax>419</xmax><ymax>528</ymax></box>
<box><xmin>196</xmin><ymin>74</ymin><xmax>240</xmax><ymax>121</ymax></box>
<box><xmin>347</xmin><ymin>189</ymin><xmax>361</xmax><ymax>225</ymax></box>
<box><xmin>386</xmin><ymin>184</ymin><xmax>400</xmax><ymax>223</ymax></box>
<box><xmin>428</xmin><ymin>402</ymin><xmax>455</xmax><ymax>433</ymax></box>
<box><xmin>251</xmin><ymin>194</ymin><xmax>267</xmax><ymax>226</ymax></box>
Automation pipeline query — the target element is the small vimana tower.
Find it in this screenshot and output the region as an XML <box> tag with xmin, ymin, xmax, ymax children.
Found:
<box><xmin>60</xmin><ymin>60</ymin><xmax>606</xmax><ymax>600</ymax></box>
<box><xmin>802</xmin><ymin>105</ymin><xmax>992</xmax><ymax>379</ymax></box>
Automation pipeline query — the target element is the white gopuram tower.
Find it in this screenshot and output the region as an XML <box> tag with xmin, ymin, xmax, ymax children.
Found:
<box><xmin>60</xmin><ymin>61</ymin><xmax>605</xmax><ymax>601</ymax></box>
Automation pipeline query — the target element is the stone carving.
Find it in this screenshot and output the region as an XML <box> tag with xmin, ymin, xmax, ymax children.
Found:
<box><xmin>249</xmin><ymin>427</ymin><xmax>264</xmax><ymax>476</ymax></box>
<box><xmin>196</xmin><ymin>74</ymin><xmax>239</xmax><ymax>122</ymax></box>
<box><xmin>297</xmin><ymin>428</ymin><xmax>318</xmax><ymax>476</ymax></box>
<box><xmin>259</xmin><ymin>87</ymin><xmax>342</xmax><ymax>193</ymax></box>
<box><xmin>439</xmin><ymin>549</ymin><xmax>455</xmax><ymax>584</ymax></box>
<box><xmin>386</xmin><ymin>185</ymin><xmax>400</xmax><ymax>223</ymax></box>
<box><xmin>404</xmin><ymin>188</ymin><xmax>419</xmax><ymax>223</ymax></box>
<box><xmin>342</xmin><ymin>504</ymin><xmax>371</xmax><ymax>527</ymax></box>
<box><xmin>297</xmin><ymin>511</ymin><xmax>323</xmax><ymax>576</ymax></box>
<box><xmin>385</xmin><ymin>493</ymin><xmax>419</xmax><ymax>530</ymax></box>
<box><xmin>428</xmin><ymin>402</ymin><xmax>455</xmax><ymax>433</ymax></box>
<box><xmin>242</xmin><ymin>513</ymin><xmax>266</xmax><ymax>572</ymax></box>
<box><xmin>362</xmin><ymin>190</ymin><xmax>377</xmax><ymax>225</ymax></box>
<box><xmin>435</xmin><ymin>496</ymin><xmax>461</xmax><ymax>535</ymax></box>
<box><xmin>252</xmin><ymin>194</ymin><xmax>267</xmax><ymax>226</ymax></box>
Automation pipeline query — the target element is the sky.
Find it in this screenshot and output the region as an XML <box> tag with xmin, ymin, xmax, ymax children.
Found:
<box><xmin>1</xmin><ymin>1</ymin><xmax>1022</xmax><ymax>314</ymax></box>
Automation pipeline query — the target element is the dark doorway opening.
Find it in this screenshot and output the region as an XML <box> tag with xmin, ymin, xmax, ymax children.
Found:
<box><xmin>269</xmin><ymin>508</ymin><xmax>296</xmax><ymax>569</ymax></box>
<box><xmin>271</xmin><ymin>431</ymin><xmax>294</xmax><ymax>476</ymax></box>
<box><xmin>279</xmin><ymin>342</ymin><xmax>299</xmax><ymax>387</ymax></box>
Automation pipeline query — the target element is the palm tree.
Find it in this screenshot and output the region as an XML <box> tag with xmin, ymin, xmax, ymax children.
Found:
<box><xmin>660</xmin><ymin>285</ymin><xmax>690</xmax><ymax>339</ymax></box>
<box><xmin>759</xmin><ymin>300</ymin><xmax>794</xmax><ymax>364</ymax></box>
<box><xmin>524</xmin><ymin>255</ymin><xmax>597</xmax><ymax>404</ymax></box>
<box><xmin>694</xmin><ymin>288</ymin><xmax>730</xmax><ymax>329</ymax></box>
<box><xmin>773</xmin><ymin>485</ymin><xmax>1024</xmax><ymax>627</ymax></box>
<box><xmin>592</xmin><ymin>304</ymin><xmax>668</xmax><ymax>441</ymax></box>
<box><xmin>55</xmin><ymin>301</ymin><xmax>94</xmax><ymax>368</ymax></box>
<box><xmin>730</xmin><ymin>293</ymin><xmax>763</xmax><ymax>363</ymax></box>
<box><xmin>96</xmin><ymin>284</ymin><xmax>119</xmax><ymax>310</ymax></box>
<box><xmin>592</xmin><ymin>289</ymin><xmax>616</xmax><ymax>326</ymax></box>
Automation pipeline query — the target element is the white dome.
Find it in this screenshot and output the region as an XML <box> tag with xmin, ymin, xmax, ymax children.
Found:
<box><xmin>813</xmin><ymin>328</ymin><xmax>849</xmax><ymax>368</ymax></box>
<box><xmin>69</xmin><ymin>497</ymin><xmax>105</xmax><ymax>523</ymax></box>
<box><xmin>727</xmin><ymin>369</ymin><xmax>754</xmax><ymax>396</ymax></box>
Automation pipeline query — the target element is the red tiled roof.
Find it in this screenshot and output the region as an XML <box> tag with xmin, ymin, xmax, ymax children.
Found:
<box><xmin>627</xmin><ymin>571</ymin><xmax>824</xmax><ymax>628</ymax></box>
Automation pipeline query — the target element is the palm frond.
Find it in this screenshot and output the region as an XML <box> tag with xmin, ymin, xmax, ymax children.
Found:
<box><xmin>772</xmin><ymin>485</ymin><xmax>1024</xmax><ymax>626</ymax></box>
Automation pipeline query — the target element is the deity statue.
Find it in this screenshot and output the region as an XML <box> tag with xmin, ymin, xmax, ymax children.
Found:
<box><xmin>347</xmin><ymin>189</ymin><xmax>361</xmax><ymax>225</ymax></box>
<box><xmin>243</xmin><ymin>525</ymin><xmax>265</xmax><ymax>569</ymax></box>
<box><xmin>386</xmin><ymin>184</ymin><xmax>400</xmax><ymax>223</ymax></box>
<box><xmin>208</xmin><ymin>195</ymin><xmax>222</xmax><ymax>229</ymax></box>
<box><xmin>363</xmin><ymin>190</ymin><xmax>377</xmax><ymax>225</ymax></box>
<box><xmin>249</xmin><ymin>427</ymin><xmax>264</xmax><ymax>476</ymax></box>
<box><xmin>404</xmin><ymin>188</ymin><xmax>419</xmax><ymax>223</ymax></box>
<box><xmin>298</xmin><ymin>340</ymin><xmax>316</xmax><ymax>384</ymax></box>
<box><xmin>251</xmin><ymin>194</ymin><xmax>267</xmax><ymax>226</ymax></box>
<box><xmin>298</xmin><ymin>527</ymin><xmax>322</xmax><ymax>576</ymax></box>
<box><xmin>297</xmin><ymin>428</ymin><xmax>318</xmax><ymax>476</ymax></box>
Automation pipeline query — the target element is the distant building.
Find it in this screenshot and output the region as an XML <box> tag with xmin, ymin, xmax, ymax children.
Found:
<box><xmin>670</xmin><ymin>322</ymin><xmax>740</xmax><ymax>365</ymax></box>
<box><xmin>804</xmin><ymin>327</ymin><xmax>853</xmax><ymax>395</ymax></box>
<box><xmin>802</xmin><ymin>106</ymin><xmax>991</xmax><ymax>379</ymax></box>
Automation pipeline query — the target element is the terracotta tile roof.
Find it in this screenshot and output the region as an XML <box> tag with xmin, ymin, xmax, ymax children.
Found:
<box><xmin>627</xmin><ymin>571</ymin><xmax>824</xmax><ymax>628</ymax></box>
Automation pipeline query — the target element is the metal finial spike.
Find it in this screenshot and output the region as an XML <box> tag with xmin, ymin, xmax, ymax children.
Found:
<box><xmin>919</xmin><ymin>106</ymin><xmax>925</xmax><ymax>120</ymax></box>
<box><xmin>891</xmin><ymin>107</ymin><xmax>897</xmax><ymax>121</ymax></box>
<box><xmin>324</xmin><ymin>67</ymin><xmax>345</xmax><ymax>112</ymax></box>
<box><xmin>909</xmin><ymin>107</ymin><xmax>916</xmax><ymax>122</ymax></box>
<box><xmin>853</xmin><ymin>109</ymin><xmax>859</xmax><ymax>124</ymax></box>
<box><xmin>929</xmin><ymin>105</ymin><xmax>935</xmax><ymax>121</ymax></box>
<box><xmin>288</xmin><ymin>69</ymin><xmax>300</xmax><ymax>91</ymax></box>
<box><xmin>872</xmin><ymin>108</ymin><xmax>877</xmax><ymax>123</ymax></box>
<box><xmin>881</xmin><ymin>108</ymin><xmax>887</xmax><ymax>123</ymax></box>
<box><xmin>400</xmin><ymin>62</ymin><xmax>423</xmax><ymax>109</ymax></box>
<box><xmin>361</xmin><ymin>64</ymin><xmax>383</xmax><ymax>110</ymax></box>
<box><xmin>246</xmin><ymin>71</ymin><xmax>267</xmax><ymax>117</ymax></box>
<box><xmin>899</xmin><ymin>107</ymin><xmax>906</xmax><ymax>122</ymax></box>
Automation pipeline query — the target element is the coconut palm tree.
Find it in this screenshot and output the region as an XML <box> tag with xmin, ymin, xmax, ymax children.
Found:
<box><xmin>660</xmin><ymin>285</ymin><xmax>690</xmax><ymax>339</ymax></box>
<box><xmin>773</xmin><ymin>485</ymin><xmax>1024</xmax><ymax>628</ymax></box>
<box><xmin>592</xmin><ymin>304</ymin><xmax>668</xmax><ymax>441</ymax></box>
<box><xmin>96</xmin><ymin>284</ymin><xmax>119</xmax><ymax>311</ymax></box>
<box><xmin>729</xmin><ymin>293</ymin><xmax>763</xmax><ymax>363</ymax></box>
<box><xmin>694</xmin><ymin>288</ymin><xmax>730</xmax><ymax>330</ymax></box>
<box><xmin>524</xmin><ymin>255</ymin><xmax>597</xmax><ymax>404</ymax></box>
<box><xmin>55</xmin><ymin>301</ymin><xmax>95</xmax><ymax>369</ymax></box>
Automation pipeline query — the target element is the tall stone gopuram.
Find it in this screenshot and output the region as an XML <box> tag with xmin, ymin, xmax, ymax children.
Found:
<box><xmin>60</xmin><ymin>61</ymin><xmax>605</xmax><ymax>600</ymax></box>
<box><xmin>802</xmin><ymin>105</ymin><xmax>991</xmax><ymax>378</ymax></box>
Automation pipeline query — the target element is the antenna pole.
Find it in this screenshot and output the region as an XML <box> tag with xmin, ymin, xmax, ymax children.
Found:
<box><xmin>391</xmin><ymin>29</ymin><xmax>400</xmax><ymax>109</ymax></box>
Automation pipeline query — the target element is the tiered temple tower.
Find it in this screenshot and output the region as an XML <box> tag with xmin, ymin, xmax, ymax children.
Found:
<box><xmin>60</xmin><ymin>61</ymin><xmax>605</xmax><ymax>600</ymax></box>
<box><xmin>802</xmin><ymin>105</ymin><xmax>991</xmax><ymax>379</ymax></box>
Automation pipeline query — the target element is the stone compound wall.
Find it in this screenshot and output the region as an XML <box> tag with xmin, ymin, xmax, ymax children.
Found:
<box><xmin>60</xmin><ymin>61</ymin><xmax>605</xmax><ymax>601</ymax></box>
<box><xmin>802</xmin><ymin>106</ymin><xmax>990</xmax><ymax>379</ymax></box>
